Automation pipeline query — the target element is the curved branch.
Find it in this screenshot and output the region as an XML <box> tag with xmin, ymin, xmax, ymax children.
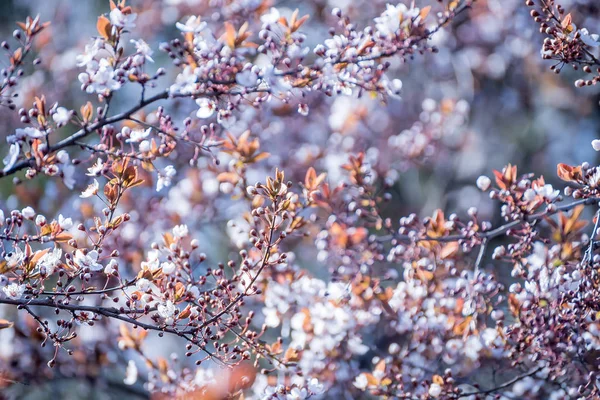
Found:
<box><xmin>455</xmin><ymin>367</ymin><xmax>544</xmax><ymax>398</ymax></box>
<box><xmin>0</xmin><ymin>297</ymin><xmax>194</xmax><ymax>337</ymax></box>
<box><xmin>378</xmin><ymin>197</ymin><xmax>600</xmax><ymax>244</ymax></box>
<box><xmin>0</xmin><ymin>90</ymin><xmax>170</xmax><ymax>178</ymax></box>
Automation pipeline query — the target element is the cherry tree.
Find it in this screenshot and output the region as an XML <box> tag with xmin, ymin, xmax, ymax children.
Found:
<box><xmin>1</xmin><ymin>0</ymin><xmax>600</xmax><ymax>398</ymax></box>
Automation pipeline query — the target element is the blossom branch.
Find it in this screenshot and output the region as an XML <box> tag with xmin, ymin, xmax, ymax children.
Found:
<box><xmin>0</xmin><ymin>90</ymin><xmax>169</xmax><ymax>178</ymax></box>
<box><xmin>380</xmin><ymin>197</ymin><xmax>600</xmax><ymax>244</ymax></box>
<box><xmin>455</xmin><ymin>367</ymin><xmax>544</xmax><ymax>398</ymax></box>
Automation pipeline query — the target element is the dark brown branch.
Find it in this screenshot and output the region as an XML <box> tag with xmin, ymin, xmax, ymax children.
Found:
<box><xmin>455</xmin><ymin>367</ymin><xmax>544</xmax><ymax>398</ymax></box>
<box><xmin>378</xmin><ymin>197</ymin><xmax>600</xmax><ymax>244</ymax></box>
<box><xmin>196</xmin><ymin>199</ymin><xmax>279</xmax><ymax>331</ymax></box>
<box><xmin>0</xmin><ymin>90</ymin><xmax>170</xmax><ymax>178</ymax></box>
<box><xmin>0</xmin><ymin>297</ymin><xmax>194</xmax><ymax>337</ymax></box>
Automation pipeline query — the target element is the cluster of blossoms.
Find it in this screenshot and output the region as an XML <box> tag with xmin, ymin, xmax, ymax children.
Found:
<box><xmin>3</xmin><ymin>0</ymin><xmax>600</xmax><ymax>399</ymax></box>
<box><xmin>528</xmin><ymin>0</ymin><xmax>600</xmax><ymax>88</ymax></box>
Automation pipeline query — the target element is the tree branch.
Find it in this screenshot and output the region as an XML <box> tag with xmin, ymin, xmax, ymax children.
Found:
<box><xmin>0</xmin><ymin>91</ymin><xmax>170</xmax><ymax>178</ymax></box>
<box><xmin>455</xmin><ymin>366</ymin><xmax>543</xmax><ymax>398</ymax></box>
<box><xmin>378</xmin><ymin>197</ymin><xmax>600</xmax><ymax>244</ymax></box>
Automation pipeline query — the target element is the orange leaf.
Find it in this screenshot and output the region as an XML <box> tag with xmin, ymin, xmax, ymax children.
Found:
<box><xmin>453</xmin><ymin>316</ymin><xmax>472</xmax><ymax>336</ymax></box>
<box><xmin>562</xmin><ymin>13</ymin><xmax>573</xmax><ymax>33</ymax></box>
<box><xmin>440</xmin><ymin>242</ymin><xmax>459</xmax><ymax>259</ymax></box>
<box><xmin>30</xmin><ymin>248</ymin><xmax>50</xmax><ymax>265</ymax></box>
<box><xmin>0</xmin><ymin>319</ymin><xmax>13</xmax><ymax>330</ymax></box>
<box><xmin>54</xmin><ymin>233</ymin><xmax>73</xmax><ymax>242</ymax></box>
<box><xmin>557</xmin><ymin>163</ymin><xmax>582</xmax><ymax>183</ymax></box>
<box><xmin>178</xmin><ymin>304</ymin><xmax>192</xmax><ymax>320</ymax></box>
<box><xmin>163</xmin><ymin>232</ymin><xmax>174</xmax><ymax>248</ymax></box>
<box><xmin>80</xmin><ymin>102</ymin><xmax>94</xmax><ymax>123</ymax></box>
<box><xmin>508</xmin><ymin>293</ymin><xmax>520</xmax><ymax>318</ymax></box>
<box><xmin>374</xmin><ymin>359</ymin><xmax>386</xmax><ymax>372</ymax></box>
<box><xmin>283</xmin><ymin>347</ymin><xmax>301</xmax><ymax>363</ymax></box>
<box><xmin>10</xmin><ymin>48</ymin><xmax>22</xmax><ymax>66</ymax></box>
<box><xmin>97</xmin><ymin>16</ymin><xmax>112</xmax><ymax>40</ymax></box>
<box><xmin>224</xmin><ymin>22</ymin><xmax>236</xmax><ymax>48</ymax></box>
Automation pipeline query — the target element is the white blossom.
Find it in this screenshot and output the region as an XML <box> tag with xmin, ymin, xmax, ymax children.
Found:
<box><xmin>523</xmin><ymin>188</ymin><xmax>537</xmax><ymax>202</ymax></box>
<box><xmin>78</xmin><ymin>58</ymin><xmax>122</xmax><ymax>94</ymax></box>
<box><xmin>476</xmin><ymin>175</ymin><xmax>491</xmax><ymax>191</ymax></box>
<box><xmin>156</xmin><ymin>165</ymin><xmax>176</xmax><ymax>192</ymax></box>
<box><xmin>492</xmin><ymin>245</ymin><xmax>506</xmax><ymax>259</ymax></box>
<box><xmin>536</xmin><ymin>184</ymin><xmax>559</xmax><ymax>201</ymax></box>
<box><xmin>76</xmin><ymin>38</ymin><xmax>104</xmax><ymax>67</ymax></box>
<box><xmin>261</xmin><ymin>8</ymin><xmax>280</xmax><ymax>26</ymax></box>
<box><xmin>126</xmin><ymin>127</ymin><xmax>152</xmax><ymax>143</ymax></box>
<box><xmin>58</xmin><ymin>214</ymin><xmax>73</xmax><ymax>230</ymax></box>
<box><xmin>172</xmin><ymin>224</ymin><xmax>188</xmax><ymax>238</ymax></box>
<box><xmin>62</xmin><ymin>164</ymin><xmax>76</xmax><ymax>190</ymax></box>
<box><xmin>323</xmin><ymin>35</ymin><xmax>348</xmax><ymax>58</ymax></box>
<box><xmin>87</xmin><ymin>158</ymin><xmax>104</xmax><ymax>176</ymax></box>
<box><xmin>287</xmin><ymin>387</ymin><xmax>308</xmax><ymax>399</ymax></box>
<box><xmin>104</xmin><ymin>259</ymin><xmax>118</xmax><ymax>275</ymax></box>
<box><xmin>109</xmin><ymin>8</ymin><xmax>137</xmax><ymax>29</ymax></box>
<box><xmin>587</xmin><ymin>167</ymin><xmax>600</xmax><ymax>188</ymax></box>
<box><xmin>2</xmin><ymin>283</ymin><xmax>26</xmax><ymax>299</ymax></box>
<box><xmin>21</xmin><ymin>207</ymin><xmax>35</xmax><ymax>219</ymax></box>
<box><xmin>53</xmin><ymin>107</ymin><xmax>72</xmax><ymax>125</ymax></box>
<box><xmin>236</xmin><ymin>69</ymin><xmax>259</xmax><ymax>87</ymax></box>
<box><xmin>157</xmin><ymin>300</ymin><xmax>177</xmax><ymax>323</ymax></box>
<box><xmin>217</xmin><ymin>109</ymin><xmax>236</xmax><ymax>128</ymax></box>
<box><xmin>374</xmin><ymin>3</ymin><xmax>420</xmax><ymax>38</ymax></box>
<box><xmin>74</xmin><ymin>249</ymin><xmax>102</xmax><ymax>271</ymax></box>
<box><xmin>141</xmin><ymin>249</ymin><xmax>160</xmax><ymax>272</ymax></box>
<box><xmin>298</xmin><ymin>104</ymin><xmax>309</xmax><ymax>116</ymax></box>
<box><xmin>124</xmin><ymin>360</ymin><xmax>138</xmax><ymax>385</ymax></box>
<box><xmin>3</xmin><ymin>143</ymin><xmax>19</xmax><ymax>173</ymax></box>
<box><xmin>161</xmin><ymin>262</ymin><xmax>176</xmax><ymax>275</ymax></box>
<box><xmin>15</xmin><ymin>127</ymin><xmax>45</xmax><ymax>139</ymax></box>
<box><xmin>195</xmin><ymin>98</ymin><xmax>216</xmax><ymax>119</ymax></box>
<box><xmin>384</xmin><ymin>78</ymin><xmax>403</xmax><ymax>98</ymax></box>
<box><xmin>80</xmin><ymin>179</ymin><xmax>99</xmax><ymax>198</ymax></box>
<box><xmin>169</xmin><ymin>66</ymin><xmax>198</xmax><ymax>95</ymax></box>
<box><xmin>307</xmin><ymin>379</ymin><xmax>324</xmax><ymax>395</ymax></box>
<box><xmin>139</xmin><ymin>140</ymin><xmax>151</xmax><ymax>153</ymax></box>
<box><xmin>136</xmin><ymin>278</ymin><xmax>151</xmax><ymax>292</ymax></box>
<box><xmin>130</xmin><ymin>39</ymin><xmax>154</xmax><ymax>62</ymax></box>
<box><xmin>524</xmin><ymin>184</ymin><xmax>559</xmax><ymax>202</ymax></box>
<box><xmin>580</xmin><ymin>28</ymin><xmax>600</xmax><ymax>47</ymax></box>
<box><xmin>428</xmin><ymin>383</ymin><xmax>442</xmax><ymax>398</ymax></box>
<box><xmin>176</xmin><ymin>16</ymin><xmax>207</xmax><ymax>33</ymax></box>
<box><xmin>56</xmin><ymin>150</ymin><xmax>70</xmax><ymax>165</ymax></box>
<box><xmin>262</xmin><ymin>66</ymin><xmax>292</xmax><ymax>97</ymax></box>
<box><xmin>37</xmin><ymin>248</ymin><xmax>62</xmax><ymax>276</ymax></box>
<box><xmin>5</xmin><ymin>248</ymin><xmax>24</xmax><ymax>268</ymax></box>
<box><xmin>353</xmin><ymin>374</ymin><xmax>369</xmax><ymax>390</ymax></box>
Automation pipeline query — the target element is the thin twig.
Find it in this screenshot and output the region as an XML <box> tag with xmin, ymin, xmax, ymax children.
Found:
<box><xmin>474</xmin><ymin>238</ymin><xmax>488</xmax><ymax>274</ymax></box>
<box><xmin>584</xmin><ymin>207</ymin><xmax>600</xmax><ymax>263</ymax></box>
<box><xmin>455</xmin><ymin>366</ymin><xmax>543</xmax><ymax>398</ymax></box>
<box><xmin>378</xmin><ymin>197</ymin><xmax>600</xmax><ymax>244</ymax></box>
